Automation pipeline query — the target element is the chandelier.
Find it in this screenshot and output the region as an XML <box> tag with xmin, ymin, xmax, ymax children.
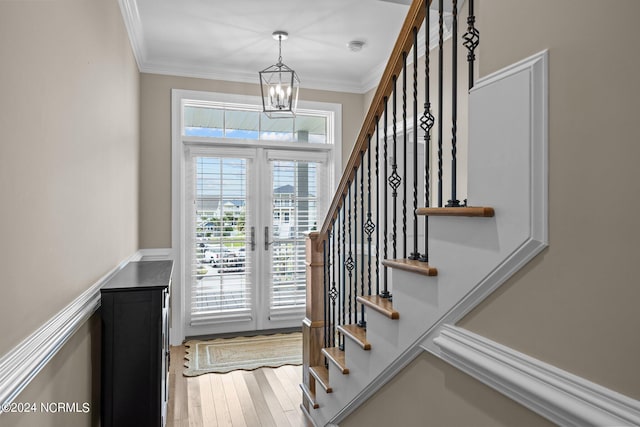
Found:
<box><xmin>259</xmin><ymin>31</ymin><xmax>300</xmax><ymax>118</ymax></box>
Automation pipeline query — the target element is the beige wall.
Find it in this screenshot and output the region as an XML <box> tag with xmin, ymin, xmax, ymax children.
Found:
<box><xmin>460</xmin><ymin>0</ymin><xmax>640</xmax><ymax>400</ymax></box>
<box><xmin>0</xmin><ymin>0</ymin><xmax>139</xmax><ymax>424</ymax></box>
<box><xmin>139</xmin><ymin>74</ymin><xmax>366</xmax><ymax>248</ymax></box>
<box><xmin>342</xmin><ymin>352</ymin><xmax>552</xmax><ymax>427</ymax></box>
<box><xmin>344</xmin><ymin>1</ymin><xmax>640</xmax><ymax>425</ymax></box>
<box><xmin>1</xmin><ymin>316</ymin><xmax>101</xmax><ymax>427</ymax></box>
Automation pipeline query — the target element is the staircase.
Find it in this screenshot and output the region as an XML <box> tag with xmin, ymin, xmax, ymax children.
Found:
<box><xmin>301</xmin><ymin>1</ymin><xmax>548</xmax><ymax>425</ymax></box>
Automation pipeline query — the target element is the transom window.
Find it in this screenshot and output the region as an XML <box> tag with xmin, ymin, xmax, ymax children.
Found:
<box><xmin>183</xmin><ymin>102</ymin><xmax>328</xmax><ymax>144</ymax></box>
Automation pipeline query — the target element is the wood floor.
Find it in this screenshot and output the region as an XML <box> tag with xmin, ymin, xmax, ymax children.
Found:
<box><xmin>167</xmin><ymin>345</ymin><xmax>308</xmax><ymax>427</ymax></box>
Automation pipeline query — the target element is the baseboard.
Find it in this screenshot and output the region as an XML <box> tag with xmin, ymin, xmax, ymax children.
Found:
<box><xmin>432</xmin><ymin>325</ymin><xmax>640</xmax><ymax>426</ymax></box>
<box><xmin>0</xmin><ymin>251</ymin><xmax>144</xmax><ymax>411</ymax></box>
<box><xmin>138</xmin><ymin>247</ymin><xmax>173</xmax><ymax>261</ymax></box>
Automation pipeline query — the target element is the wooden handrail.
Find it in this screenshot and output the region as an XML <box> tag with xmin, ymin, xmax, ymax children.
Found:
<box><xmin>319</xmin><ymin>0</ymin><xmax>428</xmax><ymax>246</ymax></box>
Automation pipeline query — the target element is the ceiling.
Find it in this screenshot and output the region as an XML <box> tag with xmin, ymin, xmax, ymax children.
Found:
<box><xmin>119</xmin><ymin>0</ymin><xmax>455</xmax><ymax>94</ymax></box>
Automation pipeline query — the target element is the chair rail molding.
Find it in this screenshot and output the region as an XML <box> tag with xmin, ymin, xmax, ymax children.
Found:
<box><xmin>433</xmin><ymin>325</ymin><xmax>640</xmax><ymax>426</ymax></box>
<box><xmin>0</xmin><ymin>251</ymin><xmax>144</xmax><ymax>411</ymax></box>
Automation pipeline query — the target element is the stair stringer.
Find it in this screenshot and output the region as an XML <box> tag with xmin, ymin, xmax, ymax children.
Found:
<box><xmin>309</xmin><ymin>50</ymin><xmax>548</xmax><ymax>427</ymax></box>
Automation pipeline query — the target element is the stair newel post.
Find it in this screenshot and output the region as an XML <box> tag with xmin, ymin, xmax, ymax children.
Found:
<box><xmin>463</xmin><ymin>0</ymin><xmax>479</xmax><ymax>91</ymax></box>
<box><xmin>402</xmin><ymin>52</ymin><xmax>408</xmax><ymax>260</ymax></box>
<box><xmin>358</xmin><ymin>150</ymin><xmax>366</xmax><ymax>328</ymax></box>
<box><xmin>420</xmin><ymin>0</ymin><xmax>434</xmax><ymax>263</ymax></box>
<box><xmin>381</xmin><ymin>99</ymin><xmax>391</xmax><ymax>299</ymax></box>
<box><xmin>303</xmin><ymin>231</ymin><xmax>325</xmax><ymax>404</ymax></box>
<box><xmin>446</xmin><ymin>0</ymin><xmax>460</xmax><ymax>207</ymax></box>
<box><xmin>437</xmin><ymin>0</ymin><xmax>444</xmax><ymax>207</ymax></box>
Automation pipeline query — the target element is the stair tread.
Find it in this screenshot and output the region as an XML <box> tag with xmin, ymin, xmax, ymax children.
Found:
<box><xmin>337</xmin><ymin>324</ymin><xmax>371</xmax><ymax>350</ymax></box>
<box><xmin>357</xmin><ymin>295</ymin><xmax>399</xmax><ymax>319</ymax></box>
<box><xmin>299</xmin><ymin>383</ymin><xmax>320</xmax><ymax>409</ymax></box>
<box><xmin>382</xmin><ymin>258</ymin><xmax>438</xmax><ymax>276</ymax></box>
<box><xmin>416</xmin><ymin>206</ymin><xmax>495</xmax><ymax>217</ymax></box>
<box><xmin>322</xmin><ymin>347</ymin><xmax>349</xmax><ymax>374</ymax></box>
<box><xmin>309</xmin><ymin>365</ymin><xmax>333</xmax><ymax>393</ymax></box>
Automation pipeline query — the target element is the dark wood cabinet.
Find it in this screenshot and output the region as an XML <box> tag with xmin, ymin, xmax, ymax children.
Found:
<box><xmin>101</xmin><ymin>260</ymin><xmax>173</xmax><ymax>427</ymax></box>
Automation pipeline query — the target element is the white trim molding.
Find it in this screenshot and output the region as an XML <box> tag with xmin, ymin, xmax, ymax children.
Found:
<box><xmin>433</xmin><ymin>325</ymin><xmax>640</xmax><ymax>426</ymax></box>
<box><xmin>0</xmin><ymin>252</ymin><xmax>143</xmax><ymax>411</ymax></box>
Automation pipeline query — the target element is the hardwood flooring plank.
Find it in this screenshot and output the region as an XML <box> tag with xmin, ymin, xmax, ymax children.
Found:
<box><xmin>221</xmin><ymin>372</ymin><xmax>248</xmax><ymax>427</ymax></box>
<box><xmin>253</xmin><ymin>368</ymin><xmax>294</xmax><ymax>427</ymax></box>
<box><xmin>173</xmin><ymin>361</ymin><xmax>189</xmax><ymax>423</ymax></box>
<box><xmin>187</xmin><ymin>376</ymin><xmax>203</xmax><ymax>427</ymax></box>
<box><xmin>199</xmin><ymin>374</ymin><xmax>217</xmax><ymax>426</ymax></box>
<box><xmin>243</xmin><ymin>370</ymin><xmax>277</xmax><ymax>427</ymax></box>
<box><xmin>230</xmin><ymin>370</ymin><xmax>262</xmax><ymax>427</ymax></box>
<box><xmin>209</xmin><ymin>372</ymin><xmax>233</xmax><ymax>426</ymax></box>
<box><xmin>273</xmin><ymin>367</ymin><xmax>304</xmax><ymax>412</ymax></box>
<box><xmin>262</xmin><ymin>368</ymin><xmax>296</xmax><ymax>412</ymax></box>
<box><xmin>167</xmin><ymin>344</ymin><xmax>304</xmax><ymax>427</ymax></box>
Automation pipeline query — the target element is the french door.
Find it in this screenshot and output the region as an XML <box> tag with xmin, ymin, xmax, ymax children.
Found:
<box><xmin>185</xmin><ymin>146</ymin><xmax>327</xmax><ymax>336</ymax></box>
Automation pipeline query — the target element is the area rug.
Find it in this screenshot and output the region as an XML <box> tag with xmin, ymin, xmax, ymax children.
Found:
<box><xmin>183</xmin><ymin>332</ymin><xmax>302</xmax><ymax>376</ymax></box>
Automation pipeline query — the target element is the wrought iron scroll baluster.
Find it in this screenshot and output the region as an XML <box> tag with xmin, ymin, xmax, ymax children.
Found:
<box><xmin>346</xmin><ymin>185</ymin><xmax>354</xmax><ymax>324</ymax></box>
<box><xmin>358</xmin><ymin>151</ymin><xmax>366</xmax><ymax>328</ymax></box>
<box><xmin>365</xmin><ymin>135</ymin><xmax>374</xmax><ymax>298</ymax></box>
<box><xmin>389</xmin><ymin>76</ymin><xmax>401</xmax><ymax>267</ymax></box>
<box><xmin>330</xmin><ymin>224</ymin><xmax>337</xmax><ymax>348</ymax></box>
<box><xmin>323</xmin><ymin>239</ymin><xmax>328</xmax><ymax>349</ymax></box>
<box><xmin>420</xmin><ymin>0</ymin><xmax>434</xmax><ymax>263</ymax></box>
<box><xmin>464</xmin><ymin>0</ymin><xmax>479</xmax><ymax>91</ymax></box>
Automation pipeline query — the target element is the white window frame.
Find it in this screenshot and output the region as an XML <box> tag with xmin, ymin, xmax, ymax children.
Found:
<box><xmin>170</xmin><ymin>89</ymin><xmax>341</xmax><ymax>344</ymax></box>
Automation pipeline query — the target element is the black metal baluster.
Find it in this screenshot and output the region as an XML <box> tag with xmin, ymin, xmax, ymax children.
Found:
<box><xmin>339</xmin><ymin>204</ymin><xmax>345</xmax><ymax>350</ymax></box>
<box><xmin>410</xmin><ymin>26</ymin><xmax>421</xmax><ymax>260</ymax></box>
<box><xmin>358</xmin><ymin>151</ymin><xmax>366</xmax><ymax>328</ymax></box>
<box><xmin>323</xmin><ymin>238</ymin><xmax>328</xmax><ymax>349</ymax></box>
<box><xmin>381</xmin><ymin>101</ymin><xmax>390</xmax><ymax>298</ymax></box>
<box><xmin>330</xmin><ymin>223</ymin><xmax>337</xmax><ymax>347</ymax></box>
<box><xmin>438</xmin><ymin>0</ymin><xmax>444</xmax><ymax>207</ymax></box>
<box><xmin>353</xmin><ymin>172</ymin><xmax>358</xmax><ymax>326</ymax></box>
<box><xmin>375</xmin><ymin>120</ymin><xmax>380</xmax><ymax>296</ymax></box>
<box><xmin>365</xmin><ymin>135</ymin><xmax>375</xmax><ymax>298</ymax></box>
<box><xmin>389</xmin><ymin>76</ymin><xmax>401</xmax><ymax>268</ymax></box>
<box><xmin>447</xmin><ymin>0</ymin><xmax>460</xmax><ymax>207</ymax></box>
<box><xmin>463</xmin><ymin>0</ymin><xmax>479</xmax><ymax>91</ymax></box>
<box><xmin>346</xmin><ymin>184</ymin><xmax>354</xmax><ymax>324</ymax></box>
<box><xmin>420</xmin><ymin>1</ymin><xmax>435</xmax><ymax>263</ymax></box>
<box><xmin>402</xmin><ymin>52</ymin><xmax>408</xmax><ymax>259</ymax></box>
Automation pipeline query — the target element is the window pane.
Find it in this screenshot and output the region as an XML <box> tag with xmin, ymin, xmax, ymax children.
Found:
<box><xmin>184</xmin><ymin>106</ymin><xmax>224</xmax><ymax>137</ymax></box>
<box><xmin>296</xmin><ymin>115</ymin><xmax>326</xmax><ymax>143</ymax></box>
<box><xmin>225</xmin><ymin>110</ymin><xmax>259</xmax><ymax>139</ymax></box>
<box><xmin>261</xmin><ymin>115</ymin><xmax>294</xmax><ymax>141</ymax></box>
